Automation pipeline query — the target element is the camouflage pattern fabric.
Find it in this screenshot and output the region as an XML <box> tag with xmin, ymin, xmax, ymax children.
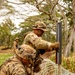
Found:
<box><xmin>34</xmin><ymin>59</ymin><xmax>56</xmax><ymax>75</ymax></box>
<box><xmin>13</xmin><ymin>40</ymin><xmax>19</xmax><ymax>53</ymax></box>
<box><xmin>15</xmin><ymin>44</ymin><xmax>36</xmax><ymax>61</ymax></box>
<box><xmin>0</xmin><ymin>56</ymin><xmax>28</xmax><ymax>75</ymax></box>
<box><xmin>23</xmin><ymin>32</ymin><xmax>52</xmax><ymax>51</ymax></box>
<box><xmin>34</xmin><ymin>59</ymin><xmax>75</xmax><ymax>75</ymax></box>
<box><xmin>33</xmin><ymin>21</ymin><xmax>47</xmax><ymax>31</ymax></box>
<box><xmin>12</xmin><ymin>37</ymin><xmax>19</xmax><ymax>53</ymax></box>
<box><xmin>23</xmin><ymin>32</ymin><xmax>53</xmax><ymax>73</ymax></box>
<box><xmin>0</xmin><ymin>55</ymin><xmax>36</xmax><ymax>75</ymax></box>
<box><xmin>0</xmin><ymin>44</ymin><xmax>37</xmax><ymax>75</ymax></box>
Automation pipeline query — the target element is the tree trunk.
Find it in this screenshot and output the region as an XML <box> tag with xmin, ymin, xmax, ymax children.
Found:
<box><xmin>73</xmin><ymin>32</ymin><xmax>75</xmax><ymax>52</ymax></box>
<box><xmin>64</xmin><ymin>0</ymin><xmax>75</xmax><ymax>57</ymax></box>
<box><xmin>64</xmin><ymin>29</ymin><xmax>74</xmax><ymax>57</ymax></box>
<box><xmin>72</xmin><ymin>0</ymin><xmax>75</xmax><ymax>52</ymax></box>
<box><xmin>57</xmin><ymin>4</ymin><xmax>68</xmax><ymax>54</ymax></box>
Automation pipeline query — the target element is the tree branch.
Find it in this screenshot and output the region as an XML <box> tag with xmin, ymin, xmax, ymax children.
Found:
<box><xmin>58</xmin><ymin>3</ymin><xmax>73</xmax><ymax>15</ymax></box>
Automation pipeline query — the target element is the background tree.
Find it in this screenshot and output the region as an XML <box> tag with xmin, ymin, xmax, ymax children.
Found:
<box><xmin>19</xmin><ymin>0</ymin><xmax>74</xmax><ymax>57</ymax></box>
<box><xmin>0</xmin><ymin>0</ymin><xmax>74</xmax><ymax>57</ymax></box>
<box><xmin>0</xmin><ymin>19</ymin><xmax>16</xmax><ymax>48</ymax></box>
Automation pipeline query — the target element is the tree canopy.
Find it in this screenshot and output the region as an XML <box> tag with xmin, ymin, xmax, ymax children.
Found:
<box><xmin>0</xmin><ymin>0</ymin><xmax>75</xmax><ymax>57</ymax></box>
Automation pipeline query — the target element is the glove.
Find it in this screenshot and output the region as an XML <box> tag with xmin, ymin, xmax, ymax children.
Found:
<box><xmin>50</xmin><ymin>42</ymin><xmax>59</xmax><ymax>51</ymax></box>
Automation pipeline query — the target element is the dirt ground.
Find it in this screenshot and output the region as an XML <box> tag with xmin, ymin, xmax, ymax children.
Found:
<box><xmin>0</xmin><ymin>46</ymin><xmax>55</xmax><ymax>59</ymax></box>
<box><xmin>0</xmin><ymin>46</ymin><xmax>14</xmax><ymax>54</ymax></box>
<box><xmin>0</xmin><ymin>49</ymin><xmax>13</xmax><ymax>53</ymax></box>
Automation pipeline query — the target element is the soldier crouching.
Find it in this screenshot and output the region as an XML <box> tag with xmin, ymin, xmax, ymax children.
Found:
<box><xmin>0</xmin><ymin>44</ymin><xmax>40</xmax><ymax>75</ymax></box>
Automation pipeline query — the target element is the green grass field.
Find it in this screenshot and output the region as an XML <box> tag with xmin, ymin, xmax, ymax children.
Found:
<box><xmin>0</xmin><ymin>53</ymin><xmax>13</xmax><ymax>65</ymax></box>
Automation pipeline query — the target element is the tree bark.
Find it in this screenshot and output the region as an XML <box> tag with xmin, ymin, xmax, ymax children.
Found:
<box><xmin>63</xmin><ymin>0</ymin><xmax>75</xmax><ymax>57</ymax></box>
<box><xmin>64</xmin><ymin>29</ymin><xmax>74</xmax><ymax>57</ymax></box>
<box><xmin>72</xmin><ymin>0</ymin><xmax>75</xmax><ymax>52</ymax></box>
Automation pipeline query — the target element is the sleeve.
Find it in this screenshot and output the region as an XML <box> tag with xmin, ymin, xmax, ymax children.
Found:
<box><xmin>12</xmin><ymin>66</ymin><xmax>26</xmax><ymax>75</ymax></box>
<box><xmin>0</xmin><ymin>69</ymin><xmax>6</xmax><ymax>75</ymax></box>
<box><xmin>28</xmin><ymin>33</ymin><xmax>52</xmax><ymax>51</ymax></box>
<box><xmin>8</xmin><ymin>62</ymin><xmax>27</xmax><ymax>75</ymax></box>
<box><xmin>34</xmin><ymin>38</ymin><xmax>52</xmax><ymax>50</ymax></box>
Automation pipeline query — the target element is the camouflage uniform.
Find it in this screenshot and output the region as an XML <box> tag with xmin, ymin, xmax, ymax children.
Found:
<box><xmin>23</xmin><ymin>32</ymin><xmax>52</xmax><ymax>51</ymax></box>
<box><xmin>23</xmin><ymin>21</ymin><xmax>59</xmax><ymax>51</ymax></box>
<box><xmin>13</xmin><ymin>37</ymin><xmax>19</xmax><ymax>53</ymax></box>
<box><xmin>23</xmin><ymin>21</ymin><xmax>59</xmax><ymax>73</ymax></box>
<box><xmin>0</xmin><ymin>44</ymin><xmax>36</xmax><ymax>75</ymax></box>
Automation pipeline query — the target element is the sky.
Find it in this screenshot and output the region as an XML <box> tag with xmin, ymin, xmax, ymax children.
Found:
<box><xmin>0</xmin><ymin>0</ymin><xmax>39</xmax><ymax>28</ymax></box>
<box><xmin>0</xmin><ymin>0</ymin><xmax>67</xmax><ymax>27</ymax></box>
<box><xmin>0</xmin><ymin>0</ymin><xmax>65</xmax><ymax>34</ymax></box>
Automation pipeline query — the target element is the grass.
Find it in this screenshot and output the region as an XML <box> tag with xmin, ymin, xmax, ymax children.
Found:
<box><xmin>50</xmin><ymin>53</ymin><xmax>75</xmax><ymax>73</ymax></box>
<box><xmin>0</xmin><ymin>53</ymin><xmax>13</xmax><ymax>65</ymax></box>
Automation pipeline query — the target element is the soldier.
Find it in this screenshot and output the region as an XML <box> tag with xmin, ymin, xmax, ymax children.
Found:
<box><xmin>13</xmin><ymin>37</ymin><xmax>19</xmax><ymax>52</ymax></box>
<box><xmin>0</xmin><ymin>44</ymin><xmax>36</xmax><ymax>75</ymax></box>
<box><xmin>23</xmin><ymin>21</ymin><xmax>59</xmax><ymax>72</ymax></box>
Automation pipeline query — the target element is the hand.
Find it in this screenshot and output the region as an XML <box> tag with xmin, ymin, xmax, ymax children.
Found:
<box><xmin>50</xmin><ymin>42</ymin><xmax>60</xmax><ymax>51</ymax></box>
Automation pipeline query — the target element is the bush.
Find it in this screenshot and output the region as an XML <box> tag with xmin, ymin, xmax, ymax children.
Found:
<box><xmin>0</xmin><ymin>53</ymin><xmax>13</xmax><ymax>65</ymax></box>
<box><xmin>50</xmin><ymin>53</ymin><xmax>75</xmax><ymax>73</ymax></box>
<box><xmin>62</xmin><ymin>54</ymin><xmax>75</xmax><ymax>73</ymax></box>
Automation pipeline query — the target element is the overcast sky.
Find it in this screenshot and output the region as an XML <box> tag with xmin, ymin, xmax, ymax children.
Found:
<box><xmin>0</xmin><ymin>0</ymin><xmax>66</xmax><ymax>28</ymax></box>
<box><xmin>0</xmin><ymin>0</ymin><xmax>39</xmax><ymax>28</ymax></box>
<box><xmin>0</xmin><ymin>0</ymin><xmax>66</xmax><ymax>34</ymax></box>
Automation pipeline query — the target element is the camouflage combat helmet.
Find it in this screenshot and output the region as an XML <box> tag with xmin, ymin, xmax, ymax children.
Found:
<box><xmin>15</xmin><ymin>44</ymin><xmax>36</xmax><ymax>63</ymax></box>
<box><xmin>33</xmin><ymin>21</ymin><xmax>47</xmax><ymax>31</ymax></box>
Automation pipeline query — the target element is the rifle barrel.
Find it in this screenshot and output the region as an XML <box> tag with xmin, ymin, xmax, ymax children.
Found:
<box><xmin>56</xmin><ymin>22</ymin><xmax>62</xmax><ymax>64</ymax></box>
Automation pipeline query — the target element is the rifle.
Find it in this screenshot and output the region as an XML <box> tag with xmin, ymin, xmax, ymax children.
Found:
<box><xmin>56</xmin><ymin>22</ymin><xmax>62</xmax><ymax>75</ymax></box>
<box><xmin>33</xmin><ymin>49</ymin><xmax>45</xmax><ymax>72</ymax></box>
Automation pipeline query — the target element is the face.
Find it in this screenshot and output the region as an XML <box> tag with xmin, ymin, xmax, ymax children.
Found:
<box><xmin>16</xmin><ymin>39</ymin><xmax>19</xmax><ymax>43</ymax></box>
<box><xmin>34</xmin><ymin>29</ymin><xmax>44</xmax><ymax>37</ymax></box>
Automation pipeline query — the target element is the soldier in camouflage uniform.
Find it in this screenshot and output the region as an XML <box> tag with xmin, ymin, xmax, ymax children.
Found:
<box><xmin>0</xmin><ymin>44</ymin><xmax>36</xmax><ymax>75</ymax></box>
<box><xmin>23</xmin><ymin>21</ymin><xmax>59</xmax><ymax>73</ymax></box>
<box><xmin>13</xmin><ymin>37</ymin><xmax>19</xmax><ymax>52</ymax></box>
